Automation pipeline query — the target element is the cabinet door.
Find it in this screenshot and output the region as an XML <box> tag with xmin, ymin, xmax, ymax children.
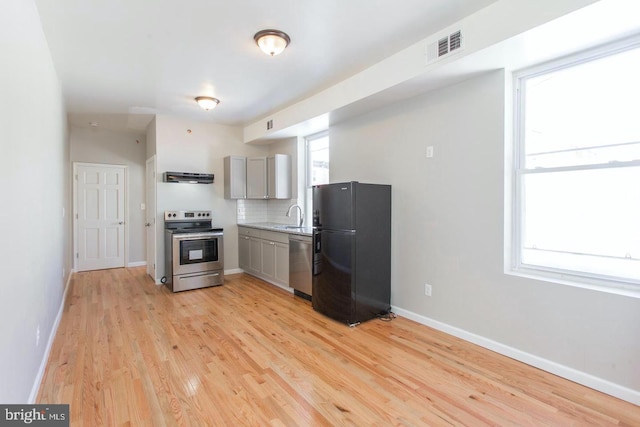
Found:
<box><xmin>224</xmin><ymin>156</ymin><xmax>246</xmax><ymax>199</ymax></box>
<box><xmin>249</xmin><ymin>237</ymin><xmax>262</xmax><ymax>273</ymax></box>
<box><xmin>246</xmin><ymin>157</ymin><xmax>267</xmax><ymax>199</ymax></box>
<box><xmin>238</xmin><ymin>234</ymin><xmax>250</xmax><ymax>270</ymax></box>
<box><xmin>267</xmin><ymin>154</ymin><xmax>292</xmax><ymax>199</ymax></box>
<box><xmin>261</xmin><ymin>240</ymin><xmax>276</xmax><ymax>280</ymax></box>
<box><xmin>274</xmin><ymin>242</ymin><xmax>289</xmax><ymax>285</ymax></box>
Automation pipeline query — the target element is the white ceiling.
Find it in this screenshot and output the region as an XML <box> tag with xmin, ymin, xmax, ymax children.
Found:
<box><xmin>34</xmin><ymin>0</ymin><xmax>497</xmax><ymax>132</ymax></box>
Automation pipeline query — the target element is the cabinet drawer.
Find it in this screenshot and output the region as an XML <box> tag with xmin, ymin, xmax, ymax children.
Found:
<box><xmin>261</xmin><ymin>230</ymin><xmax>289</xmax><ymax>244</ymax></box>
<box><xmin>238</xmin><ymin>226</ymin><xmax>260</xmax><ymax>237</ymax></box>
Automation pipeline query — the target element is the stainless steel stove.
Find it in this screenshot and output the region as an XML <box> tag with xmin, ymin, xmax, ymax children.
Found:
<box><xmin>163</xmin><ymin>210</ymin><xmax>224</xmax><ymax>292</ymax></box>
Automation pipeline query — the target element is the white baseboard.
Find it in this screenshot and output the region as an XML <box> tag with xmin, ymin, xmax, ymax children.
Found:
<box><xmin>29</xmin><ymin>271</ymin><xmax>73</xmax><ymax>403</ymax></box>
<box><xmin>392</xmin><ymin>306</ymin><xmax>640</xmax><ymax>406</ymax></box>
<box><xmin>127</xmin><ymin>261</ymin><xmax>147</xmax><ymax>267</ymax></box>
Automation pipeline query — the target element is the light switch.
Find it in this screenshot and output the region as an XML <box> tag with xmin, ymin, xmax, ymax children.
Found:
<box><xmin>426</xmin><ymin>146</ymin><xmax>434</xmax><ymax>158</ymax></box>
<box><xmin>140</xmin><ymin>203</ymin><xmax>146</xmax><ymax>210</ymax></box>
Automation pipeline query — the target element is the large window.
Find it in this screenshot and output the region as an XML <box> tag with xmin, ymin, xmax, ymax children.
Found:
<box><xmin>305</xmin><ymin>131</ymin><xmax>329</xmax><ymax>222</ymax></box>
<box><xmin>512</xmin><ymin>39</ymin><xmax>640</xmax><ymax>291</ymax></box>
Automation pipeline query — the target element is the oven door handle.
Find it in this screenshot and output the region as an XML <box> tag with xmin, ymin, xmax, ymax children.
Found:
<box><xmin>172</xmin><ymin>233</ymin><xmax>223</xmax><ymax>240</ymax></box>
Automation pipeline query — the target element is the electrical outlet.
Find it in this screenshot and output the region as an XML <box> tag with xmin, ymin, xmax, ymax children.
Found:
<box><xmin>424</xmin><ymin>283</ymin><xmax>432</xmax><ymax>296</ymax></box>
<box><xmin>426</xmin><ymin>146</ymin><xmax>434</xmax><ymax>158</ymax></box>
<box><xmin>36</xmin><ymin>325</ymin><xmax>41</xmax><ymax>347</ymax></box>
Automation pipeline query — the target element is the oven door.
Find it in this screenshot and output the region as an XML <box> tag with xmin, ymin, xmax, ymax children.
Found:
<box><xmin>172</xmin><ymin>232</ymin><xmax>224</xmax><ymax>276</ymax></box>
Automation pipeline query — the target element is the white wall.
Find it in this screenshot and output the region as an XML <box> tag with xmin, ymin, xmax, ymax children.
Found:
<box><xmin>330</xmin><ymin>71</ymin><xmax>640</xmax><ymax>397</ymax></box>
<box><xmin>154</xmin><ymin>116</ymin><xmax>268</xmax><ymax>279</ymax></box>
<box><xmin>70</xmin><ymin>126</ymin><xmax>147</xmax><ymax>264</ymax></box>
<box><xmin>0</xmin><ymin>0</ymin><xmax>70</xmax><ymax>402</ymax></box>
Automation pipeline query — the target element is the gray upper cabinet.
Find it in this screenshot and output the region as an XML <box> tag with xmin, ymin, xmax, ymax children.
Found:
<box><xmin>224</xmin><ymin>156</ymin><xmax>247</xmax><ymax>199</ymax></box>
<box><xmin>246</xmin><ymin>157</ymin><xmax>268</xmax><ymax>199</ymax></box>
<box><xmin>226</xmin><ymin>154</ymin><xmax>291</xmax><ymax>200</ymax></box>
<box><xmin>267</xmin><ymin>154</ymin><xmax>291</xmax><ymax>199</ymax></box>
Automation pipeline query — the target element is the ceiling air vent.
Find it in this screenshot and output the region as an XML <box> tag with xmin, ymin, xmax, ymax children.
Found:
<box><xmin>427</xmin><ymin>29</ymin><xmax>464</xmax><ymax>64</ymax></box>
<box><xmin>438</xmin><ymin>37</ymin><xmax>449</xmax><ymax>57</ymax></box>
<box><xmin>449</xmin><ymin>30</ymin><xmax>462</xmax><ymax>52</ymax></box>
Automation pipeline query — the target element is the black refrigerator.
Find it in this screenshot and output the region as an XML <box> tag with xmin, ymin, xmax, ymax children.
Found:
<box><xmin>312</xmin><ymin>182</ymin><xmax>391</xmax><ymax>326</ymax></box>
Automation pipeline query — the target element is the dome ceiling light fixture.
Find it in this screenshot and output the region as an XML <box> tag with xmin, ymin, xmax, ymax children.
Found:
<box><xmin>195</xmin><ymin>96</ymin><xmax>220</xmax><ymax>111</ymax></box>
<box><xmin>254</xmin><ymin>29</ymin><xmax>291</xmax><ymax>56</ymax></box>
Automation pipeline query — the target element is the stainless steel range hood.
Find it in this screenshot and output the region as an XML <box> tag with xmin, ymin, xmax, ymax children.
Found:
<box><xmin>163</xmin><ymin>172</ymin><xmax>214</xmax><ymax>184</ymax></box>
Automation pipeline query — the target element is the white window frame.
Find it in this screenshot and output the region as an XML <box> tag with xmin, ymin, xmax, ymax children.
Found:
<box><xmin>304</xmin><ymin>130</ymin><xmax>329</xmax><ymax>222</ymax></box>
<box><xmin>509</xmin><ymin>36</ymin><xmax>640</xmax><ymax>298</ymax></box>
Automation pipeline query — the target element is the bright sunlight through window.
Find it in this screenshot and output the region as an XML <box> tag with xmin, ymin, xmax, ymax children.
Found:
<box><xmin>513</xmin><ymin>40</ymin><xmax>640</xmax><ymax>288</ymax></box>
<box><xmin>305</xmin><ymin>132</ymin><xmax>329</xmax><ymax>222</ymax></box>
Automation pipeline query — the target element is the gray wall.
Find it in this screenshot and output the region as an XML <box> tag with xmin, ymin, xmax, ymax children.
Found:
<box><xmin>70</xmin><ymin>127</ymin><xmax>148</xmax><ymax>264</ymax></box>
<box><xmin>0</xmin><ymin>0</ymin><xmax>70</xmax><ymax>402</ymax></box>
<box><xmin>330</xmin><ymin>70</ymin><xmax>640</xmax><ymax>392</ymax></box>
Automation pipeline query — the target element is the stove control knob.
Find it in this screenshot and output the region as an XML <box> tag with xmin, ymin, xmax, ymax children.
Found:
<box><xmin>172</xmin><ymin>213</ymin><xmax>177</xmax><ymax>217</ymax></box>
<box><xmin>207</xmin><ymin>213</ymin><xmax>210</xmax><ymax>216</ymax></box>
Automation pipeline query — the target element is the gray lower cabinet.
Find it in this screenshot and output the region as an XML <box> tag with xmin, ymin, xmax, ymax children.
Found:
<box><xmin>238</xmin><ymin>234</ymin><xmax>250</xmax><ymax>271</ymax></box>
<box><xmin>274</xmin><ymin>242</ymin><xmax>289</xmax><ymax>284</ymax></box>
<box><xmin>249</xmin><ymin>237</ymin><xmax>262</xmax><ymax>274</ymax></box>
<box><xmin>261</xmin><ymin>240</ymin><xmax>276</xmax><ymax>280</ymax></box>
<box><xmin>238</xmin><ymin>226</ymin><xmax>289</xmax><ymax>286</ymax></box>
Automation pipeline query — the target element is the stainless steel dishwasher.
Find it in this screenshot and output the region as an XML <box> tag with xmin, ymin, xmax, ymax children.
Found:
<box><xmin>289</xmin><ymin>234</ymin><xmax>313</xmax><ymax>300</ymax></box>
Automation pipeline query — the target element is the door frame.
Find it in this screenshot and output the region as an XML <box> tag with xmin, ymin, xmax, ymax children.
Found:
<box><xmin>73</xmin><ymin>162</ymin><xmax>129</xmax><ymax>272</ymax></box>
<box><xmin>145</xmin><ymin>156</ymin><xmax>157</xmax><ymax>281</ymax></box>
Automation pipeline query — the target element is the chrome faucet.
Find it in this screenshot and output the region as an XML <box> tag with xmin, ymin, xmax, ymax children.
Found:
<box><xmin>286</xmin><ymin>204</ymin><xmax>304</xmax><ymax>227</ymax></box>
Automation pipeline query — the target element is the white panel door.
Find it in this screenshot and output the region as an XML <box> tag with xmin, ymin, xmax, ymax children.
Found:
<box><xmin>77</xmin><ymin>164</ymin><xmax>126</xmax><ymax>271</ymax></box>
<box><xmin>145</xmin><ymin>156</ymin><xmax>157</xmax><ymax>279</ymax></box>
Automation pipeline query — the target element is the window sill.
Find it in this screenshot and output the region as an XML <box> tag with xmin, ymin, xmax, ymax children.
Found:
<box><xmin>506</xmin><ymin>267</ymin><xmax>640</xmax><ymax>299</ymax></box>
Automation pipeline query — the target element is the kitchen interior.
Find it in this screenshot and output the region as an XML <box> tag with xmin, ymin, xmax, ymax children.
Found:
<box><xmin>162</xmin><ymin>142</ymin><xmax>392</xmax><ymax>325</ymax></box>
<box><xmin>3</xmin><ymin>0</ymin><xmax>640</xmax><ymax>422</ymax></box>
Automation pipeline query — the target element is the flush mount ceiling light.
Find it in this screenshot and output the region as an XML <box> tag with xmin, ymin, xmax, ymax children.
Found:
<box><xmin>254</xmin><ymin>29</ymin><xmax>290</xmax><ymax>56</ymax></box>
<box><xmin>195</xmin><ymin>96</ymin><xmax>220</xmax><ymax>111</ymax></box>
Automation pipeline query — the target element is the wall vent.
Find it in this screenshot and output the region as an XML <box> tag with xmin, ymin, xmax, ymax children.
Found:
<box><xmin>449</xmin><ymin>30</ymin><xmax>462</xmax><ymax>52</ymax></box>
<box><xmin>426</xmin><ymin>29</ymin><xmax>464</xmax><ymax>64</ymax></box>
<box><xmin>438</xmin><ymin>37</ymin><xmax>449</xmax><ymax>57</ymax></box>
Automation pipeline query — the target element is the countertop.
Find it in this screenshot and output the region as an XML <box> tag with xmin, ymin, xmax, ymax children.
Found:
<box><xmin>237</xmin><ymin>222</ymin><xmax>313</xmax><ymax>237</ymax></box>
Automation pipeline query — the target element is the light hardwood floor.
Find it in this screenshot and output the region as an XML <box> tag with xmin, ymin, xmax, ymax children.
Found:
<box><xmin>38</xmin><ymin>267</ymin><xmax>639</xmax><ymax>426</ymax></box>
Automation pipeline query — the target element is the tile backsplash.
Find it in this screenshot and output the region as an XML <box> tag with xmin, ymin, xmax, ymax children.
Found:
<box><xmin>237</xmin><ymin>199</ymin><xmax>302</xmax><ymax>225</ymax></box>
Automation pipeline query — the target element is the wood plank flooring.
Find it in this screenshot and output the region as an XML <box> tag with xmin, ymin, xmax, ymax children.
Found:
<box><xmin>37</xmin><ymin>267</ymin><xmax>639</xmax><ymax>426</ymax></box>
